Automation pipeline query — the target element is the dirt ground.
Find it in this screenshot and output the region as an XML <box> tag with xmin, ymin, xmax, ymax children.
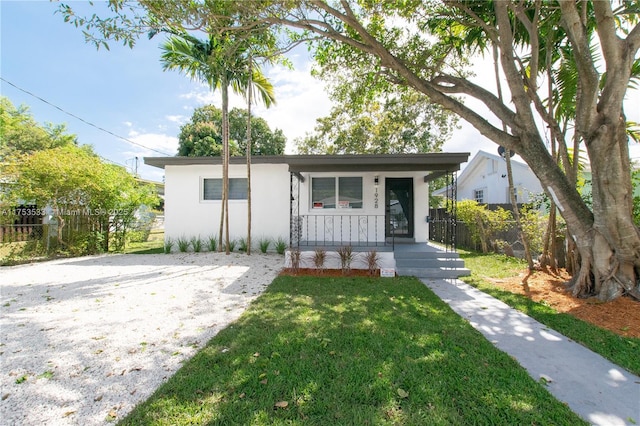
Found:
<box><xmin>281</xmin><ymin>267</ymin><xmax>640</xmax><ymax>339</ymax></box>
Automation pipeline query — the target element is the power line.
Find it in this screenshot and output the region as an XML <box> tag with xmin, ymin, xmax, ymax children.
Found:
<box><xmin>1</xmin><ymin>77</ymin><xmax>173</xmax><ymax>157</ymax></box>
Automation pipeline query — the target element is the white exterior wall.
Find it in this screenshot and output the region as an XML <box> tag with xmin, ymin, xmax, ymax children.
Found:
<box><xmin>456</xmin><ymin>152</ymin><xmax>543</xmax><ymax>204</ymax></box>
<box><xmin>164</xmin><ymin>163</ymin><xmax>290</xmax><ymax>243</ymax></box>
<box><xmin>296</xmin><ymin>171</ymin><xmax>430</xmax><ymax>243</ymax></box>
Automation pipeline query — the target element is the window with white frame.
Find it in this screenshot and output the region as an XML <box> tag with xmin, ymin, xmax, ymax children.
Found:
<box><xmin>203</xmin><ymin>178</ymin><xmax>248</xmax><ymax>200</ymax></box>
<box><xmin>505</xmin><ymin>186</ymin><xmax>518</xmax><ymax>203</ymax></box>
<box><xmin>311</xmin><ymin>176</ymin><xmax>363</xmax><ymax>209</ymax></box>
<box><xmin>473</xmin><ymin>189</ymin><xmax>485</xmax><ymax>204</ymax></box>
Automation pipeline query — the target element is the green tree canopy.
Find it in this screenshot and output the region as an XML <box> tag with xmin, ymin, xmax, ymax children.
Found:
<box><xmin>295</xmin><ymin>89</ymin><xmax>458</xmax><ymax>154</ymax></box>
<box><xmin>178</xmin><ymin>105</ymin><xmax>286</xmax><ymax>156</ymax></box>
<box><xmin>0</xmin><ymin>97</ymin><xmax>77</xmax><ymax>160</ymax></box>
<box><xmin>4</xmin><ymin>144</ymin><xmax>158</xmax><ymax>251</ymax></box>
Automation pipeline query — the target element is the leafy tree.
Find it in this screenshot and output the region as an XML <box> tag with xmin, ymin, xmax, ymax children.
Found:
<box><xmin>4</xmin><ymin>144</ymin><xmax>157</xmax><ymax>253</ymax></box>
<box><xmin>178</xmin><ymin>105</ymin><xmax>285</xmax><ymax>156</ymax></box>
<box><xmin>0</xmin><ymin>97</ymin><xmax>76</xmax><ymax>160</ymax></box>
<box><xmin>60</xmin><ymin>1</ymin><xmax>640</xmax><ymax>301</ymax></box>
<box><xmin>296</xmin><ymin>89</ymin><xmax>458</xmax><ymax>154</ymax></box>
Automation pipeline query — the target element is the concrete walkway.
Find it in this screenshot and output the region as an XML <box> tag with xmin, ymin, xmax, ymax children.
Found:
<box><xmin>422</xmin><ymin>278</ymin><xmax>640</xmax><ymax>426</ymax></box>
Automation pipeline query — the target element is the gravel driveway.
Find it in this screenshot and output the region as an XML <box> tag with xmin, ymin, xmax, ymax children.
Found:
<box><xmin>0</xmin><ymin>252</ymin><xmax>283</xmax><ymax>425</ymax></box>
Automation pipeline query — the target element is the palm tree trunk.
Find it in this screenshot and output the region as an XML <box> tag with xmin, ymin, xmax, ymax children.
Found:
<box><xmin>222</xmin><ymin>79</ymin><xmax>230</xmax><ymax>255</ymax></box>
<box><xmin>246</xmin><ymin>60</ymin><xmax>253</xmax><ymax>255</ymax></box>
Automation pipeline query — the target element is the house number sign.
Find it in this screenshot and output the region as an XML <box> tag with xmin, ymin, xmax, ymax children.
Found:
<box><xmin>374</xmin><ymin>187</ymin><xmax>379</xmax><ymax>209</ymax></box>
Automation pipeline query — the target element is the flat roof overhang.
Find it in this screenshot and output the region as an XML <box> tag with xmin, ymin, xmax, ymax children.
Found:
<box><xmin>285</xmin><ymin>153</ymin><xmax>469</xmax><ymax>173</ymax></box>
<box><xmin>144</xmin><ymin>153</ymin><xmax>470</xmax><ymax>174</ymax></box>
<box><xmin>143</xmin><ymin>155</ymin><xmax>286</xmax><ymax>169</ymax></box>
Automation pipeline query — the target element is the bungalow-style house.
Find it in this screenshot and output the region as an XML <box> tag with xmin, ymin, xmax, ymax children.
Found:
<box><xmin>144</xmin><ymin>153</ymin><xmax>471</xmax><ymax>277</ymax></box>
<box><xmin>432</xmin><ymin>150</ymin><xmax>543</xmax><ymax>204</ymax></box>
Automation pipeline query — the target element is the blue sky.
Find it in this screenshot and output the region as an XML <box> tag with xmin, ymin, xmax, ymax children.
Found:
<box><xmin>1</xmin><ymin>1</ymin><xmax>338</xmax><ymax>182</ymax></box>
<box><xmin>2</xmin><ymin>1</ymin><xmax>639</xmax><ymax>183</ymax></box>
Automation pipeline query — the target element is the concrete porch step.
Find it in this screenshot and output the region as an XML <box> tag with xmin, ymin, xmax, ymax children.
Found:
<box><xmin>393</xmin><ymin>247</ymin><xmax>470</xmax><ymax>279</ymax></box>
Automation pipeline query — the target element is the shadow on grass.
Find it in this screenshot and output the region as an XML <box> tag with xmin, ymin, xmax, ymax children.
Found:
<box><xmin>119</xmin><ymin>276</ymin><xmax>585</xmax><ymax>425</ymax></box>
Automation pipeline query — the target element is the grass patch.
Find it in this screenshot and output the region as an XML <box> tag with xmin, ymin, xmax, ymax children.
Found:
<box><xmin>122</xmin><ymin>229</ymin><xmax>164</xmax><ymax>254</ymax></box>
<box><xmin>458</xmin><ymin>249</ymin><xmax>640</xmax><ymax>376</ymax></box>
<box><xmin>120</xmin><ymin>276</ymin><xmax>584</xmax><ymax>425</ymax></box>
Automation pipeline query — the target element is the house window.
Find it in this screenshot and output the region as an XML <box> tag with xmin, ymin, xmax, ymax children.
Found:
<box><xmin>506</xmin><ymin>187</ymin><xmax>519</xmax><ymax>203</ymax></box>
<box><xmin>203</xmin><ymin>178</ymin><xmax>248</xmax><ymax>200</ymax></box>
<box><xmin>312</xmin><ymin>177</ymin><xmax>363</xmax><ymax>209</ymax></box>
<box><xmin>473</xmin><ymin>189</ymin><xmax>485</xmax><ymax>204</ymax></box>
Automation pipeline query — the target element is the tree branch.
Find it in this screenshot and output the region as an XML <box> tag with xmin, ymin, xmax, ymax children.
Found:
<box><xmin>430</xmin><ymin>75</ymin><xmax>517</xmax><ymax>127</ymax></box>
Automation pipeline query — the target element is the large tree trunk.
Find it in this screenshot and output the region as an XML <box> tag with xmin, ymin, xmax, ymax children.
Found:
<box><xmin>570</xmin><ymin>117</ymin><xmax>640</xmax><ymax>301</ymax></box>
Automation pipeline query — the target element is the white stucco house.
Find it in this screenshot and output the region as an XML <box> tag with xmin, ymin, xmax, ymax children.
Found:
<box><xmin>144</xmin><ymin>153</ymin><xmax>470</xmax><ymax>250</ymax></box>
<box><xmin>432</xmin><ymin>150</ymin><xmax>543</xmax><ymax>204</ymax></box>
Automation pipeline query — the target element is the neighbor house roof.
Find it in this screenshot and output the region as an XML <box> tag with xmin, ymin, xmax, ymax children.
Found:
<box><xmin>145</xmin><ymin>153</ymin><xmax>470</xmax><ymax>177</ymax></box>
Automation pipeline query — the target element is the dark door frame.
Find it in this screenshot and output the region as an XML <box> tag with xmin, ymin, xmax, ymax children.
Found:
<box><xmin>385</xmin><ymin>177</ymin><xmax>414</xmax><ymax>238</ymax></box>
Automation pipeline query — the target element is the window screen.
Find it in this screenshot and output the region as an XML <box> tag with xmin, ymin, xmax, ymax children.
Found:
<box><xmin>311</xmin><ymin>177</ymin><xmax>362</xmax><ymax>209</ymax></box>
<box><xmin>338</xmin><ymin>177</ymin><xmax>363</xmax><ymax>208</ymax></box>
<box><xmin>311</xmin><ymin>177</ymin><xmax>336</xmax><ymax>209</ymax></box>
<box><xmin>203</xmin><ymin>178</ymin><xmax>247</xmax><ymax>200</ymax></box>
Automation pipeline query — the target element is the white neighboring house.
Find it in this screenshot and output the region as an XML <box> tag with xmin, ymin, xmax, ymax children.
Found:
<box><xmin>144</xmin><ymin>153</ymin><xmax>470</xmax><ymax>252</ymax></box>
<box><xmin>433</xmin><ymin>150</ymin><xmax>543</xmax><ymax>204</ymax></box>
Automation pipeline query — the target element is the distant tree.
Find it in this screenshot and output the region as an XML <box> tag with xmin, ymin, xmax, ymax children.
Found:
<box><xmin>0</xmin><ymin>97</ymin><xmax>77</xmax><ymax>160</ymax></box>
<box><xmin>178</xmin><ymin>105</ymin><xmax>285</xmax><ymax>156</ymax></box>
<box><xmin>296</xmin><ymin>81</ymin><xmax>457</xmax><ymax>155</ymax></box>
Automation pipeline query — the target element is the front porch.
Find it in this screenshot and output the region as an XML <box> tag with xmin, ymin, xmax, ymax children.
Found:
<box><xmin>287</xmin><ymin>153</ymin><xmax>469</xmax><ymax>255</ymax></box>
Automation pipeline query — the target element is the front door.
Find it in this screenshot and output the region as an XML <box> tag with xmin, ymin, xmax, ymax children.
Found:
<box><xmin>385</xmin><ymin>178</ymin><xmax>413</xmax><ymax>238</ymax></box>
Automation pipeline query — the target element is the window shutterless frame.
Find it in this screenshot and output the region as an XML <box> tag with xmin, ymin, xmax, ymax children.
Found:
<box><xmin>202</xmin><ymin>178</ymin><xmax>248</xmax><ymax>201</ymax></box>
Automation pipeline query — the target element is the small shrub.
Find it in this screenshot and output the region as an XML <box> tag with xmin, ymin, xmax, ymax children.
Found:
<box><xmin>238</xmin><ymin>237</ymin><xmax>248</xmax><ymax>252</ymax></box>
<box><xmin>313</xmin><ymin>248</ymin><xmax>327</xmax><ymax>273</ymax></box>
<box><xmin>190</xmin><ymin>235</ymin><xmax>202</xmax><ymax>252</ymax></box>
<box><xmin>81</xmin><ymin>231</ymin><xmax>105</xmax><ymax>255</ymax></box>
<box><xmin>164</xmin><ymin>238</ymin><xmax>174</xmax><ymax>254</ymax></box>
<box><xmin>226</xmin><ymin>239</ymin><xmax>236</xmax><ymax>252</ymax></box>
<box><xmin>258</xmin><ymin>237</ymin><xmax>271</xmax><ymax>254</ymax></box>
<box><xmin>290</xmin><ymin>248</ymin><xmax>302</xmax><ymax>272</ymax></box>
<box><xmin>364</xmin><ymin>250</ymin><xmax>381</xmax><ymax>276</ymax></box>
<box><xmin>207</xmin><ymin>235</ymin><xmax>218</xmax><ymax>252</ymax></box>
<box><xmin>337</xmin><ymin>245</ymin><xmax>354</xmax><ymax>275</ymax></box>
<box><xmin>274</xmin><ymin>237</ymin><xmax>287</xmax><ymax>255</ymax></box>
<box><xmin>177</xmin><ymin>236</ymin><xmax>190</xmax><ymax>252</ymax></box>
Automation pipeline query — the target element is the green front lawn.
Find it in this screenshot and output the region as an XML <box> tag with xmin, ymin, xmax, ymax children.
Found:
<box><xmin>120</xmin><ymin>276</ymin><xmax>584</xmax><ymax>425</ymax></box>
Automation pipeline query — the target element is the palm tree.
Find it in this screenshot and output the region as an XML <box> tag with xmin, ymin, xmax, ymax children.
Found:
<box><xmin>160</xmin><ymin>31</ymin><xmax>275</xmax><ymax>254</ymax></box>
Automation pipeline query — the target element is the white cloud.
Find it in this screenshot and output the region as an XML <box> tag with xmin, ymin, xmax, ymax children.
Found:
<box><xmin>125</xmin><ymin>130</ymin><xmax>179</xmax><ymax>157</ymax></box>
<box><xmin>176</xmin><ymin>63</ymin><xmax>333</xmax><ymax>153</ymax></box>
<box><xmin>256</xmin><ymin>64</ymin><xmax>332</xmax><ymax>152</ymax></box>
<box><xmin>165</xmin><ymin>114</ymin><xmax>187</xmax><ymax>124</ymax></box>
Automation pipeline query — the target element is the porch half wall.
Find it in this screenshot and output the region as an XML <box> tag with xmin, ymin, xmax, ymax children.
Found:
<box><xmin>163</xmin><ymin>163</ymin><xmax>290</xmax><ymax>242</ymax></box>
